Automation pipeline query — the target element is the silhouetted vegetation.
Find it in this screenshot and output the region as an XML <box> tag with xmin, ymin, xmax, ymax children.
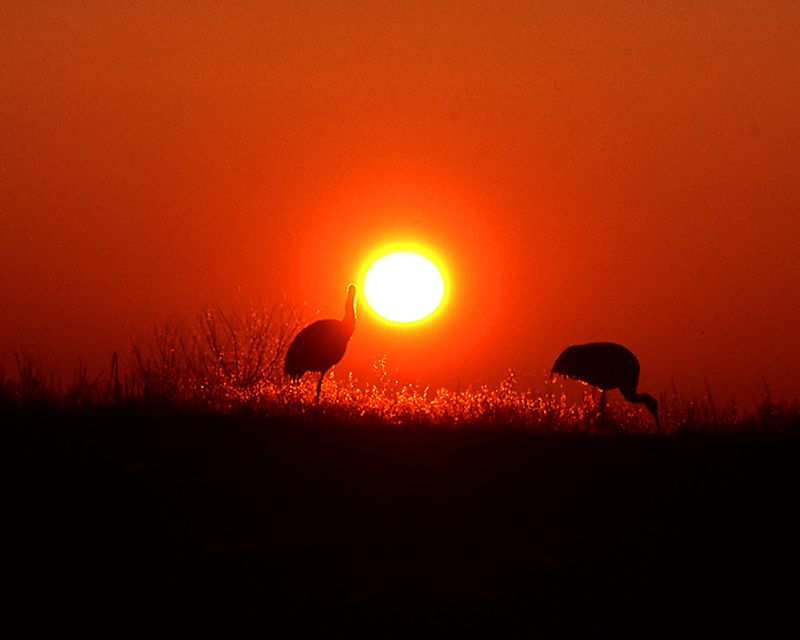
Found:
<box><xmin>3</xmin><ymin>300</ymin><xmax>799</xmax><ymax>635</ymax></box>
<box><xmin>2</xmin><ymin>298</ymin><xmax>799</xmax><ymax>434</ymax></box>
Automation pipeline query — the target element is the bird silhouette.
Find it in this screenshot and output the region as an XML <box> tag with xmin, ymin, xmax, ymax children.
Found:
<box><xmin>551</xmin><ymin>342</ymin><xmax>659</xmax><ymax>427</ymax></box>
<box><xmin>284</xmin><ymin>284</ymin><xmax>357</xmax><ymax>403</ymax></box>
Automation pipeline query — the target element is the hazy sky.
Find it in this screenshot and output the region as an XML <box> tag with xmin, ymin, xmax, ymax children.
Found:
<box><xmin>2</xmin><ymin>1</ymin><xmax>799</xmax><ymax>404</ymax></box>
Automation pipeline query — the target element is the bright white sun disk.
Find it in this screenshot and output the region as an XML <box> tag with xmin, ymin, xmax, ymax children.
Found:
<box><xmin>364</xmin><ymin>252</ymin><xmax>445</xmax><ymax>323</ymax></box>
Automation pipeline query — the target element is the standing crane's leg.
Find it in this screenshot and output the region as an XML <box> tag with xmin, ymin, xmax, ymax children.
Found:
<box><xmin>315</xmin><ymin>369</ymin><xmax>328</xmax><ymax>404</ymax></box>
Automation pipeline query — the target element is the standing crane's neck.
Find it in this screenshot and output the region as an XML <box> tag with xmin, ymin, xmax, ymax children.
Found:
<box><xmin>342</xmin><ymin>284</ymin><xmax>357</xmax><ymax>337</ymax></box>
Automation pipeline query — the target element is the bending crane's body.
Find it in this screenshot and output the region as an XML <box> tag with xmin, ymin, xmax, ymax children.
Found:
<box><xmin>284</xmin><ymin>284</ymin><xmax>357</xmax><ymax>403</ymax></box>
<box><xmin>552</xmin><ymin>342</ymin><xmax>659</xmax><ymax>427</ymax></box>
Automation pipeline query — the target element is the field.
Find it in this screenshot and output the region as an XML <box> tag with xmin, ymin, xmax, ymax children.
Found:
<box><xmin>3</xmin><ymin>313</ymin><xmax>799</xmax><ymax>636</ymax></box>
<box><xmin>4</xmin><ymin>400</ymin><xmax>799</xmax><ymax>637</ymax></box>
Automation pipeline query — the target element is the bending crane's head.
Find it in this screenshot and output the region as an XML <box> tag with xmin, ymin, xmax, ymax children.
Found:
<box><xmin>641</xmin><ymin>393</ymin><xmax>659</xmax><ymax>427</ymax></box>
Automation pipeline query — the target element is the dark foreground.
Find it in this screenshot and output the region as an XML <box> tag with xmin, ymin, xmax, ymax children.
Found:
<box><xmin>3</xmin><ymin>408</ymin><xmax>799</xmax><ymax>637</ymax></box>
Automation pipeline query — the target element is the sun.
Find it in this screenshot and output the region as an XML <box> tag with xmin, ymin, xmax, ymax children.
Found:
<box><xmin>364</xmin><ymin>251</ymin><xmax>446</xmax><ymax>323</ymax></box>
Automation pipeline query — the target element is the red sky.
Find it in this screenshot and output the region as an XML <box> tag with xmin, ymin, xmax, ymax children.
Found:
<box><xmin>2</xmin><ymin>1</ymin><xmax>799</xmax><ymax>405</ymax></box>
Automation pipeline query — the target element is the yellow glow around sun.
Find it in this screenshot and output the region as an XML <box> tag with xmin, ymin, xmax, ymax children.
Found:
<box><xmin>364</xmin><ymin>252</ymin><xmax>445</xmax><ymax>323</ymax></box>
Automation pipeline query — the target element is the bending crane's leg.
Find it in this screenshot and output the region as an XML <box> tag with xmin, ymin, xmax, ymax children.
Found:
<box><xmin>600</xmin><ymin>388</ymin><xmax>606</xmax><ymax>429</ymax></box>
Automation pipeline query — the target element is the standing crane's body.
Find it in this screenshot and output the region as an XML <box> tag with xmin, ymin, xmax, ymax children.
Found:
<box><xmin>284</xmin><ymin>284</ymin><xmax>357</xmax><ymax>403</ymax></box>
<box><xmin>552</xmin><ymin>342</ymin><xmax>659</xmax><ymax>427</ymax></box>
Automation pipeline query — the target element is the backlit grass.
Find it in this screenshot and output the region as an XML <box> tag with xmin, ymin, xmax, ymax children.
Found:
<box><xmin>2</xmin><ymin>299</ymin><xmax>799</xmax><ymax>434</ymax></box>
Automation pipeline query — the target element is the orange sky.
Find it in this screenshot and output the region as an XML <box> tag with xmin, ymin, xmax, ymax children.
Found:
<box><xmin>2</xmin><ymin>1</ymin><xmax>799</xmax><ymax>405</ymax></box>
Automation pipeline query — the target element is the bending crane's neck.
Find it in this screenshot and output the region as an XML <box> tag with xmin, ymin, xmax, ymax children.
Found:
<box><xmin>621</xmin><ymin>389</ymin><xmax>659</xmax><ymax>426</ymax></box>
<box><xmin>342</xmin><ymin>286</ymin><xmax>356</xmax><ymax>337</ymax></box>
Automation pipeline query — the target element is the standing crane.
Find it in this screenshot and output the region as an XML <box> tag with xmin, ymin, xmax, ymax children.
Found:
<box><xmin>551</xmin><ymin>342</ymin><xmax>659</xmax><ymax>427</ymax></box>
<box><xmin>284</xmin><ymin>284</ymin><xmax>357</xmax><ymax>403</ymax></box>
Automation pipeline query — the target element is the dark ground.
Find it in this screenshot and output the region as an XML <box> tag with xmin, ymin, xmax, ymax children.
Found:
<box><xmin>3</xmin><ymin>407</ymin><xmax>799</xmax><ymax>637</ymax></box>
